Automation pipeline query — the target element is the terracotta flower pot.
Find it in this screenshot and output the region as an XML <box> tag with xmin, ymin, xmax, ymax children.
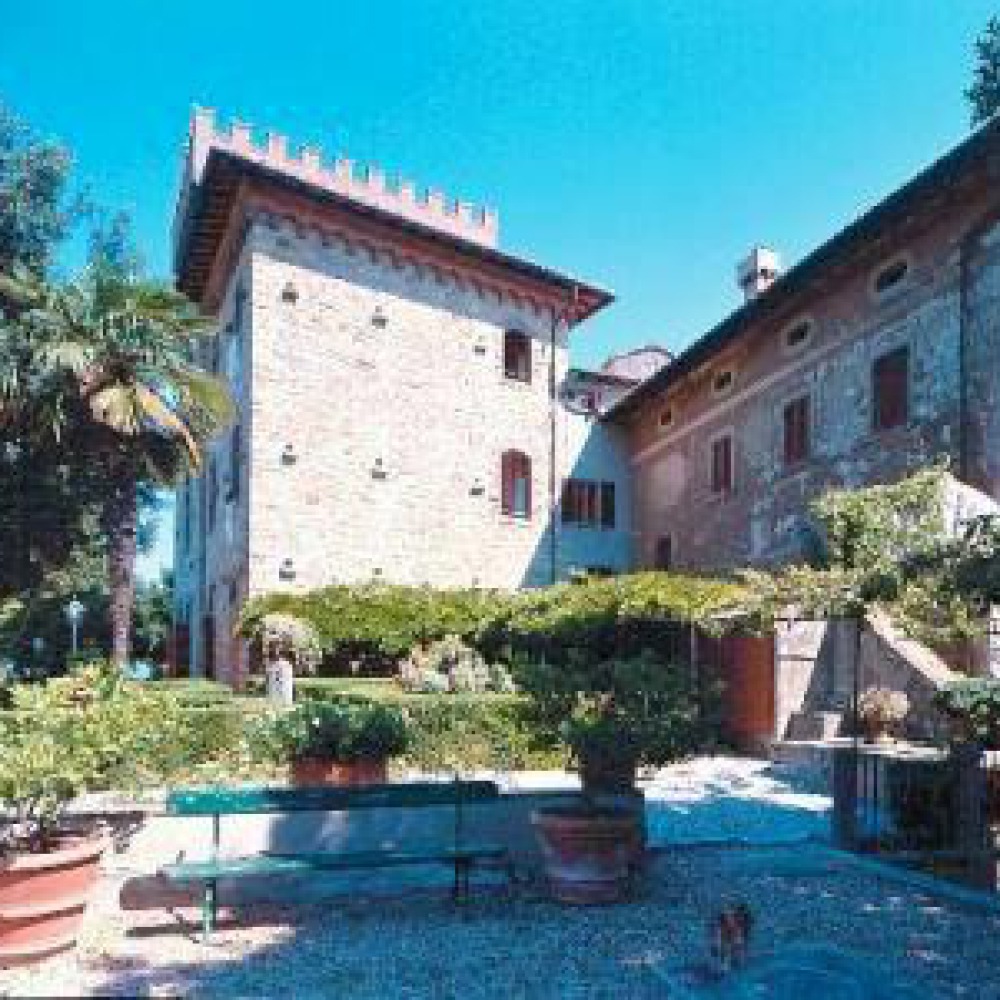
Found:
<box><xmin>532</xmin><ymin>805</ymin><xmax>640</xmax><ymax>905</ymax></box>
<box><xmin>0</xmin><ymin>834</ymin><xmax>108</xmax><ymax>968</ymax></box>
<box><xmin>290</xmin><ymin>757</ymin><xmax>387</xmax><ymax>787</ymax></box>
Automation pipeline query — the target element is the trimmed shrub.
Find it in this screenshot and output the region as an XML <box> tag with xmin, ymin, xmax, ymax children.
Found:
<box><xmin>254</xmin><ymin>699</ymin><xmax>410</xmax><ymax>764</ymax></box>
<box><xmin>145</xmin><ymin>678</ymin><xmax>235</xmax><ymax>707</ymax></box>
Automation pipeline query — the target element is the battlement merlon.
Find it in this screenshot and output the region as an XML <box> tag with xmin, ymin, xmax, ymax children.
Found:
<box><xmin>173</xmin><ymin>107</ymin><xmax>499</xmax><ymax>258</ymax></box>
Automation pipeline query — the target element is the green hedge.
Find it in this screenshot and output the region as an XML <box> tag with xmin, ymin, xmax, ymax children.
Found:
<box><xmin>287</xmin><ymin>677</ymin><xmax>561</xmax><ymax>771</ymax></box>
<box><xmin>145</xmin><ymin>678</ymin><xmax>236</xmax><ymax>707</ymax></box>
<box><xmin>168</xmin><ymin>679</ymin><xmax>560</xmax><ymax>774</ymax></box>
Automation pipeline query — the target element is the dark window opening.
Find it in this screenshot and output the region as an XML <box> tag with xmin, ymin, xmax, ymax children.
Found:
<box><xmin>713</xmin><ymin>369</ymin><xmax>734</xmax><ymax>394</ymax></box>
<box><xmin>784</xmin><ymin>320</ymin><xmax>812</xmax><ymax>350</ymax></box>
<box><xmin>562</xmin><ymin>479</ymin><xmax>616</xmax><ymax>529</ymax></box>
<box><xmin>873</xmin><ymin>346</ymin><xmax>909</xmax><ymax>431</ymax></box>
<box><xmin>711</xmin><ymin>435</ymin><xmax>734</xmax><ymax>495</ymax></box>
<box><xmin>227</xmin><ymin>426</ymin><xmax>242</xmax><ymax>502</ymax></box>
<box><xmin>503</xmin><ymin>331</ymin><xmax>532</xmax><ymax>383</ymax></box>
<box><xmin>501</xmin><ymin>450</ymin><xmax>532</xmax><ymax>518</ymax></box>
<box><xmin>875</xmin><ymin>258</ymin><xmax>909</xmax><ymax>295</ymax></box>
<box><xmin>783</xmin><ymin>396</ymin><xmax>810</xmax><ymax>467</ymax></box>
<box><xmin>208</xmin><ymin>459</ymin><xmax>218</xmax><ymax>531</ymax></box>
<box><xmin>654</xmin><ymin>535</ymin><xmax>673</xmax><ymax>570</ymax></box>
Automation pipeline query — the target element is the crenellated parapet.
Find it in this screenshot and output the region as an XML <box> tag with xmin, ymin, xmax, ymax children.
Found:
<box><xmin>181</xmin><ymin>107</ymin><xmax>499</xmax><ymax>248</ymax></box>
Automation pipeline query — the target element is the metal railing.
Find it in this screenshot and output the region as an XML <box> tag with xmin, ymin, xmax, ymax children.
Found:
<box><xmin>833</xmin><ymin>742</ymin><xmax>999</xmax><ymax>891</ymax></box>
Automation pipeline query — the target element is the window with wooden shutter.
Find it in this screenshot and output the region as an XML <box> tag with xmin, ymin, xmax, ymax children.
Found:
<box><xmin>710</xmin><ymin>435</ymin><xmax>733</xmax><ymax>495</ymax></box>
<box><xmin>873</xmin><ymin>346</ymin><xmax>909</xmax><ymax>431</ymax></box>
<box><xmin>783</xmin><ymin>396</ymin><xmax>810</xmax><ymax>467</ymax></box>
<box><xmin>503</xmin><ymin>331</ymin><xmax>532</xmax><ymax>383</ymax></box>
<box><xmin>561</xmin><ymin>479</ymin><xmax>616</xmax><ymax>528</ymax></box>
<box><xmin>502</xmin><ymin>450</ymin><xmax>531</xmax><ymax>518</ymax></box>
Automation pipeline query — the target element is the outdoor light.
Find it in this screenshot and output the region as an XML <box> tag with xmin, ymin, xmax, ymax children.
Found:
<box><xmin>280</xmin><ymin>443</ymin><xmax>297</xmax><ymax>465</ymax></box>
<box><xmin>279</xmin><ymin>558</ymin><xmax>296</xmax><ymax>581</ymax></box>
<box><xmin>64</xmin><ymin>598</ymin><xmax>85</xmax><ymax>655</ymax></box>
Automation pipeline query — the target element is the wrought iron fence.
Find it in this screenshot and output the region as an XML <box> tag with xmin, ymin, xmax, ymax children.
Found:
<box><xmin>833</xmin><ymin>743</ymin><xmax>999</xmax><ymax>891</ymax></box>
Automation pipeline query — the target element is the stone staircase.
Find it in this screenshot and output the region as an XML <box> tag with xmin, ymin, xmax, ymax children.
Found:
<box><xmin>772</xmin><ymin>607</ymin><xmax>963</xmax><ymax>757</ymax></box>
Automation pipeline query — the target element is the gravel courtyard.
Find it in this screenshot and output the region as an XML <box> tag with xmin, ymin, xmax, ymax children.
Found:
<box><xmin>3</xmin><ymin>759</ymin><xmax>997</xmax><ymax>999</ymax></box>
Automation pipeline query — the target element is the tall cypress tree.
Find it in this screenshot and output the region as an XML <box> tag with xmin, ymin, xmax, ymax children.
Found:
<box><xmin>968</xmin><ymin>17</ymin><xmax>1000</xmax><ymax>127</ymax></box>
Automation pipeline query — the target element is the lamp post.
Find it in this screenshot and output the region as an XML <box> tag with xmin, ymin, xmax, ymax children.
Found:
<box><xmin>65</xmin><ymin>598</ymin><xmax>85</xmax><ymax>656</ymax></box>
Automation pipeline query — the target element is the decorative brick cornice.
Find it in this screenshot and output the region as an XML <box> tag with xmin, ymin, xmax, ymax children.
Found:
<box><xmin>184</xmin><ymin>107</ymin><xmax>498</xmax><ymax>248</ymax></box>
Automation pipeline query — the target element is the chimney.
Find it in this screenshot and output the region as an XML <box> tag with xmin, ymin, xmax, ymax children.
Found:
<box><xmin>737</xmin><ymin>246</ymin><xmax>780</xmax><ymax>302</ymax></box>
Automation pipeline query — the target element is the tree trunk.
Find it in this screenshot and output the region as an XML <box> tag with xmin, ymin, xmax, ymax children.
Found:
<box><xmin>104</xmin><ymin>469</ymin><xmax>137</xmax><ymax>668</ymax></box>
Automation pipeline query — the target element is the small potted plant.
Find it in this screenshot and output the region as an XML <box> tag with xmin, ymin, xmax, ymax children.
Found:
<box><xmin>0</xmin><ymin>664</ymin><xmax>185</xmax><ymax>966</ymax></box>
<box><xmin>857</xmin><ymin>686</ymin><xmax>909</xmax><ymax>744</ymax></box>
<box><xmin>518</xmin><ymin>649</ymin><xmax>703</xmax><ymax>904</ymax></box>
<box><xmin>264</xmin><ymin>698</ymin><xmax>410</xmax><ymax>786</ymax></box>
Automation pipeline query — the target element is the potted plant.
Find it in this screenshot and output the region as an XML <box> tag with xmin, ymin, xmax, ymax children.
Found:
<box><xmin>857</xmin><ymin>686</ymin><xmax>909</xmax><ymax>744</ymax></box>
<box><xmin>0</xmin><ymin>664</ymin><xmax>186</xmax><ymax>966</ymax></box>
<box><xmin>518</xmin><ymin>649</ymin><xmax>703</xmax><ymax>904</ymax></box>
<box><xmin>263</xmin><ymin>698</ymin><xmax>410</xmax><ymax>786</ymax></box>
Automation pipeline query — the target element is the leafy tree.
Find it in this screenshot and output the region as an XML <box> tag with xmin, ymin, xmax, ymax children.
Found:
<box><xmin>0</xmin><ymin>101</ymin><xmax>76</xmax><ymax>276</ymax></box>
<box><xmin>968</xmin><ymin>16</ymin><xmax>1000</xmax><ymax>127</ymax></box>
<box><xmin>0</xmin><ymin>264</ymin><xmax>233</xmax><ymax>665</ymax></box>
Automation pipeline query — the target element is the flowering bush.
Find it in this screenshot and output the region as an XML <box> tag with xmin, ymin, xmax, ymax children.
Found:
<box><xmin>255</xmin><ymin>698</ymin><xmax>410</xmax><ymax>763</ymax></box>
<box><xmin>857</xmin><ymin>686</ymin><xmax>909</xmax><ymax>736</ymax></box>
<box><xmin>258</xmin><ymin>613</ymin><xmax>322</xmax><ymax>672</ymax></box>
<box><xmin>399</xmin><ymin>635</ymin><xmax>515</xmax><ymax>694</ymax></box>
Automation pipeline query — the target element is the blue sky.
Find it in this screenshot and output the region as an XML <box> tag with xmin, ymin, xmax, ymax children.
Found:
<box><xmin>2</xmin><ymin>1</ymin><xmax>995</xmax><ymax>577</ymax></box>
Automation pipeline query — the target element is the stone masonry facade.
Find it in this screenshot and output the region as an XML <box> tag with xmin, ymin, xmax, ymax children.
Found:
<box><xmin>172</xmin><ymin>111</ymin><xmax>630</xmax><ymax>680</ymax></box>
<box><xmin>173</xmin><ymin>110</ymin><xmax>1000</xmax><ymax>687</ymax></box>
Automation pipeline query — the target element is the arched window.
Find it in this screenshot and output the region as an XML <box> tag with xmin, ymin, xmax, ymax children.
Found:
<box><xmin>501</xmin><ymin>450</ymin><xmax>532</xmax><ymax>518</ymax></box>
<box><xmin>503</xmin><ymin>330</ymin><xmax>532</xmax><ymax>383</ymax></box>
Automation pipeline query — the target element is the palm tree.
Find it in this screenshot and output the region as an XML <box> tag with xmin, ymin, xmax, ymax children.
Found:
<box><xmin>0</xmin><ymin>263</ymin><xmax>234</xmax><ymax>665</ymax></box>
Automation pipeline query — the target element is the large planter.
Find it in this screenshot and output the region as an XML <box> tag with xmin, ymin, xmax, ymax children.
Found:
<box><xmin>0</xmin><ymin>834</ymin><xmax>108</xmax><ymax>968</ymax></box>
<box><xmin>291</xmin><ymin>756</ymin><xmax>387</xmax><ymax>787</ymax></box>
<box><xmin>532</xmin><ymin>805</ymin><xmax>640</xmax><ymax>905</ymax></box>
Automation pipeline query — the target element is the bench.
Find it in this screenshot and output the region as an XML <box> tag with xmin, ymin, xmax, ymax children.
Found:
<box><xmin>159</xmin><ymin>780</ymin><xmax>512</xmax><ymax>938</ymax></box>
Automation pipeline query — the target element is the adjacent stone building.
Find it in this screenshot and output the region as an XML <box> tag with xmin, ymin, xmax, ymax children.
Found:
<box><xmin>610</xmin><ymin>119</ymin><xmax>1000</xmax><ymax>573</ymax></box>
<box><xmin>171</xmin><ymin>110</ymin><xmax>631</xmax><ymax>679</ymax></box>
